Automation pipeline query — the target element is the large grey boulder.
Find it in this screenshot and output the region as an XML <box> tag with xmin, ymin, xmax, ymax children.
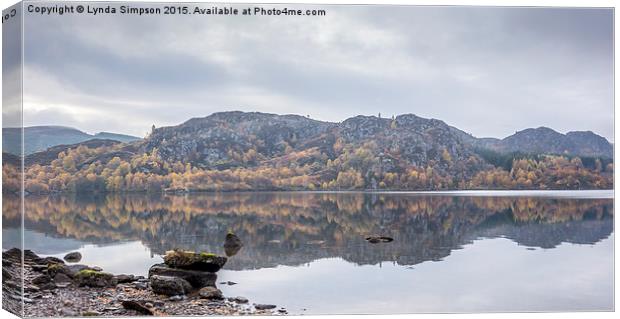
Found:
<box><xmin>148</xmin><ymin>264</ymin><xmax>216</xmax><ymax>288</ymax></box>
<box><xmin>150</xmin><ymin>275</ymin><xmax>192</xmax><ymax>296</ymax></box>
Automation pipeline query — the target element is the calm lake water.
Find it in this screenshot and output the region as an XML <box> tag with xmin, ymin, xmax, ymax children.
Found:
<box><xmin>2</xmin><ymin>191</ymin><xmax>614</xmax><ymax>314</ymax></box>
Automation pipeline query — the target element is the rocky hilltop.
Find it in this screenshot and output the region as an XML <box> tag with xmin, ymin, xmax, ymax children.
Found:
<box><xmin>142</xmin><ymin>112</ymin><xmax>487</xmax><ymax>183</ymax></box>
<box><xmin>144</xmin><ymin>112</ymin><xmax>336</xmax><ymax>169</ymax></box>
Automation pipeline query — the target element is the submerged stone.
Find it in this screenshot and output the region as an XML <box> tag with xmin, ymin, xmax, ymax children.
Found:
<box><xmin>255</xmin><ymin>304</ymin><xmax>277</xmax><ymax>310</ymax></box>
<box><xmin>365</xmin><ymin>236</ymin><xmax>394</xmax><ymax>244</ymax></box>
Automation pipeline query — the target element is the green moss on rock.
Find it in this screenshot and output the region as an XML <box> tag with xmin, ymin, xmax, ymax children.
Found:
<box><xmin>163</xmin><ymin>249</ymin><xmax>227</xmax><ymax>272</ymax></box>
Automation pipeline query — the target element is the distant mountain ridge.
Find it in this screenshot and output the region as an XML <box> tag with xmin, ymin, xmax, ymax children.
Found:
<box><xmin>454</xmin><ymin>127</ymin><xmax>613</xmax><ymax>159</ymax></box>
<box><xmin>2</xmin><ymin>126</ymin><xmax>141</xmax><ymax>155</ymax></box>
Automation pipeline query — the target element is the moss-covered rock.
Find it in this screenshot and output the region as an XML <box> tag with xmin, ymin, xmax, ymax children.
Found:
<box><xmin>163</xmin><ymin>250</ymin><xmax>227</xmax><ymax>272</ymax></box>
<box><xmin>74</xmin><ymin>269</ymin><xmax>117</xmax><ymax>287</ymax></box>
<box><xmin>47</xmin><ymin>263</ymin><xmax>71</xmax><ymax>278</ymax></box>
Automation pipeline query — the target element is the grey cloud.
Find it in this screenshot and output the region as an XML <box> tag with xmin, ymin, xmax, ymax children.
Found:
<box><xmin>19</xmin><ymin>4</ymin><xmax>613</xmax><ymax>140</ymax></box>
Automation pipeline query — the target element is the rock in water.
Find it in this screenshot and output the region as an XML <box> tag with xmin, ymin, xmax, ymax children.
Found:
<box><xmin>63</xmin><ymin>251</ymin><xmax>82</xmax><ymax>263</ymax></box>
<box><xmin>150</xmin><ymin>275</ymin><xmax>192</xmax><ymax>296</ymax></box>
<box><xmin>148</xmin><ymin>264</ymin><xmax>217</xmax><ymax>288</ymax></box>
<box><xmin>365</xmin><ymin>236</ymin><xmax>394</xmax><ymax>244</ymax></box>
<box><xmin>163</xmin><ymin>250</ymin><xmax>227</xmax><ymax>272</ymax></box>
<box><xmin>230</xmin><ymin>296</ymin><xmax>248</xmax><ymax>304</ymax></box>
<box><xmin>198</xmin><ymin>286</ymin><xmax>223</xmax><ymax>300</ymax></box>
<box><xmin>74</xmin><ymin>270</ymin><xmax>117</xmax><ymax>287</ymax></box>
<box><xmin>223</xmin><ymin>233</ymin><xmax>243</xmax><ymax>257</ymax></box>
<box><xmin>255</xmin><ymin>304</ymin><xmax>277</xmax><ymax>310</ymax></box>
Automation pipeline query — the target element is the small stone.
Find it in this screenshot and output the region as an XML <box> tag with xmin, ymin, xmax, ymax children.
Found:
<box><xmin>60</xmin><ymin>308</ymin><xmax>78</xmax><ymax>316</ymax></box>
<box><xmin>31</xmin><ymin>264</ymin><xmax>48</xmax><ymax>272</ymax></box>
<box><xmin>122</xmin><ymin>300</ymin><xmax>155</xmax><ymax>315</ymax></box>
<box><xmin>63</xmin><ymin>299</ymin><xmax>74</xmax><ymax>306</ymax></box>
<box><xmin>230</xmin><ymin>296</ymin><xmax>248</xmax><ymax>304</ymax></box>
<box><xmin>220</xmin><ymin>281</ymin><xmax>237</xmax><ymax>285</ymax></box>
<box><xmin>169</xmin><ymin>295</ymin><xmax>184</xmax><ymax>301</ymax></box>
<box><xmin>63</xmin><ymin>252</ymin><xmax>82</xmax><ymax>263</ymax></box>
<box><xmin>32</xmin><ymin>274</ymin><xmax>52</xmax><ymax>285</ymax></box>
<box><xmin>24</xmin><ymin>285</ymin><xmax>41</xmax><ymax>292</ymax></box>
<box><xmin>144</xmin><ymin>302</ymin><xmax>153</xmax><ymax>308</ymax></box>
<box><xmin>133</xmin><ymin>282</ymin><xmax>148</xmax><ymax>289</ymax></box>
<box><xmin>114</xmin><ymin>274</ymin><xmax>134</xmax><ymax>283</ymax></box>
<box><xmin>198</xmin><ymin>286</ymin><xmax>223</xmax><ymax>300</ymax></box>
<box><xmin>54</xmin><ymin>273</ymin><xmax>72</xmax><ymax>284</ymax></box>
<box><xmin>55</xmin><ymin>282</ymin><xmax>71</xmax><ymax>288</ymax></box>
<box><xmin>255</xmin><ymin>304</ymin><xmax>277</xmax><ymax>310</ymax></box>
<box><xmin>365</xmin><ymin>236</ymin><xmax>394</xmax><ymax>244</ymax></box>
<box><xmin>82</xmin><ymin>310</ymin><xmax>102</xmax><ymax>316</ymax></box>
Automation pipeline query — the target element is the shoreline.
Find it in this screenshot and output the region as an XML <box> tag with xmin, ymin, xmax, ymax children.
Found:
<box><xmin>2</xmin><ymin>248</ymin><xmax>285</xmax><ymax>317</ymax></box>
<box><xmin>9</xmin><ymin>188</ymin><xmax>615</xmax><ymax>199</ymax></box>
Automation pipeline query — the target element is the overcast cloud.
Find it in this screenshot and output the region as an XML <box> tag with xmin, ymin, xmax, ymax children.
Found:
<box><xmin>19</xmin><ymin>3</ymin><xmax>613</xmax><ymax>140</ymax></box>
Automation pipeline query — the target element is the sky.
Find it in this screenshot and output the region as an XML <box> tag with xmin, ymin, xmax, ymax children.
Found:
<box><xmin>9</xmin><ymin>3</ymin><xmax>614</xmax><ymax>141</ymax></box>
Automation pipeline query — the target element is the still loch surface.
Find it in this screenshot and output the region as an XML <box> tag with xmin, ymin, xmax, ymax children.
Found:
<box><xmin>2</xmin><ymin>191</ymin><xmax>614</xmax><ymax>314</ymax></box>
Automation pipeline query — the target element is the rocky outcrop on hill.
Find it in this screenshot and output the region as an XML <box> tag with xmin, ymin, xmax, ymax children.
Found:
<box><xmin>143</xmin><ymin>112</ymin><xmax>612</xmax><ymax>171</ymax></box>
<box><xmin>143</xmin><ymin>111</ymin><xmax>335</xmax><ymax>169</ymax></box>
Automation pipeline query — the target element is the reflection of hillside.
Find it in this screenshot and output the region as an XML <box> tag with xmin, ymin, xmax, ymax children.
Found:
<box><xmin>3</xmin><ymin>193</ymin><xmax>613</xmax><ymax>269</ymax></box>
<box><xmin>473</xmin><ymin>212</ymin><xmax>614</xmax><ymax>248</ymax></box>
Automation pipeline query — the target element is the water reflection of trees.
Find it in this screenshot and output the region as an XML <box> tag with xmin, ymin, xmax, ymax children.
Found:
<box><xmin>4</xmin><ymin>193</ymin><xmax>613</xmax><ymax>269</ymax></box>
